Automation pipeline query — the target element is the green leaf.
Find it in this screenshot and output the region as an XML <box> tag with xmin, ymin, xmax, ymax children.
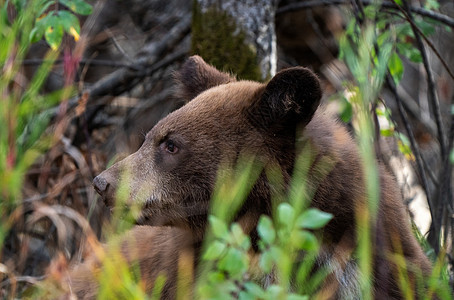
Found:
<box><xmin>59</xmin><ymin>0</ymin><xmax>93</xmax><ymax>15</ymax></box>
<box><xmin>44</xmin><ymin>15</ymin><xmax>63</xmax><ymax>50</ymax></box>
<box><xmin>266</xmin><ymin>285</ymin><xmax>285</xmax><ymax>298</ymax></box>
<box><xmin>376</xmin><ymin>105</ymin><xmax>392</xmax><ymax>118</ymax></box>
<box><xmin>11</xmin><ymin>0</ymin><xmax>27</xmax><ymax>11</ymax></box>
<box><xmin>244</xmin><ymin>282</ymin><xmax>265</xmax><ymax>298</ymax></box>
<box><xmin>257</xmin><ymin>216</ymin><xmax>276</xmax><ymax>244</ymax></box>
<box><xmin>397</xmin><ymin>142</ymin><xmax>412</xmax><ymax>156</ymax></box>
<box><xmin>1</xmin><ymin>4</ymin><xmax>8</xmax><ymax>28</ymax></box>
<box><xmin>397</xmin><ymin>133</ymin><xmax>414</xmax><ymax>160</ymax></box>
<box><xmin>209</xmin><ymin>215</ymin><xmax>229</xmax><ymax>239</ymax></box>
<box><xmin>29</xmin><ymin>26</ymin><xmax>44</xmax><ymax>43</ymax></box>
<box><xmin>424</xmin><ymin>0</ymin><xmax>440</xmax><ymax>10</ymax></box>
<box><xmin>396</xmin><ymin>23</ymin><xmax>414</xmax><ymax>39</ymax></box>
<box><xmin>230</xmin><ymin>223</ymin><xmax>244</xmax><ymax>242</ymax></box>
<box><xmin>277</xmin><ymin>203</ymin><xmax>295</xmax><ymax>225</ymax></box>
<box><xmin>377</xmin><ymin>30</ymin><xmax>392</xmax><ymax>48</ymax></box>
<box><xmin>409</xmin><ymin>51</ymin><xmax>422</xmax><ymax>63</ymax></box>
<box><xmin>17</xmin><ymin>110</ymin><xmax>51</xmax><ymax>158</ymax></box>
<box><xmin>296</xmin><ymin>208</ymin><xmax>333</xmax><ymax>230</ymax></box>
<box><xmin>388</xmin><ymin>52</ymin><xmax>404</xmax><ymax>85</ymax></box>
<box><xmin>30</xmin><ymin>14</ymin><xmax>50</xmax><ymax>43</ymax></box>
<box><xmin>259</xmin><ymin>249</ymin><xmax>274</xmax><ymax>273</ymax></box>
<box><xmin>340</xmin><ymin>97</ymin><xmax>353</xmax><ymax>123</ymax></box>
<box><xmin>293</xmin><ymin>230</ymin><xmax>319</xmax><ymax>251</ymax></box>
<box><xmin>58</xmin><ymin>10</ymin><xmax>80</xmax><ymax>36</ymax></box>
<box><xmin>37</xmin><ymin>1</ymin><xmax>54</xmax><ymax>16</ymax></box>
<box><xmin>397</xmin><ymin>42</ymin><xmax>422</xmax><ymax>63</ymax></box>
<box><xmin>207</xmin><ymin>271</ymin><xmax>226</xmax><ymax>283</ymax></box>
<box><xmin>397</xmin><ymin>132</ymin><xmax>410</xmax><ymax>145</ymax></box>
<box><xmin>288</xmin><ymin>294</ymin><xmax>309</xmax><ymax>300</ymax></box>
<box><xmin>238</xmin><ymin>291</ymin><xmax>255</xmax><ymax>300</ymax></box>
<box><xmin>449</xmin><ymin>149</ymin><xmax>454</xmax><ymax>164</ymax></box>
<box><xmin>203</xmin><ymin>240</ymin><xmax>226</xmax><ymax>260</ymax></box>
<box><xmin>363</xmin><ymin>6</ymin><xmax>378</xmax><ymax>19</ymax></box>
<box><xmin>415</xmin><ymin>19</ymin><xmax>436</xmax><ymax>36</ymax></box>
<box><xmin>230</xmin><ymin>223</ymin><xmax>251</xmax><ymax>250</ymax></box>
<box><xmin>150</xmin><ymin>274</ymin><xmax>167</xmax><ymax>300</ymax></box>
<box><xmin>380</xmin><ymin>128</ymin><xmax>394</xmax><ymax>137</ymax></box>
<box><xmin>218</xmin><ymin>248</ymin><xmax>248</xmax><ymax>277</ymax></box>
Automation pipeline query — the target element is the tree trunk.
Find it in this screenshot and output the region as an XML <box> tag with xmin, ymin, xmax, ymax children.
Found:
<box><xmin>193</xmin><ymin>0</ymin><xmax>278</xmax><ymax>80</ymax></box>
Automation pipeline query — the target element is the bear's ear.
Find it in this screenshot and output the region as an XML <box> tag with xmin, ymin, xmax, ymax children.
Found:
<box><xmin>248</xmin><ymin>67</ymin><xmax>322</xmax><ymax>134</ymax></box>
<box><xmin>174</xmin><ymin>55</ymin><xmax>235</xmax><ymax>102</ymax></box>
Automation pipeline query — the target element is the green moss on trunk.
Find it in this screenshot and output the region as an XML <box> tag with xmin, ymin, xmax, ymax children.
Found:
<box><xmin>191</xmin><ymin>1</ymin><xmax>262</xmax><ymax>81</ymax></box>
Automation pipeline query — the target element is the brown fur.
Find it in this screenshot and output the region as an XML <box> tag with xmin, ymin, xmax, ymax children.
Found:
<box><xmin>76</xmin><ymin>56</ymin><xmax>431</xmax><ymax>299</ymax></box>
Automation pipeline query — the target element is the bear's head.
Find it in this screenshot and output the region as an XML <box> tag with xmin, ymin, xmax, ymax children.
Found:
<box><xmin>93</xmin><ymin>56</ymin><xmax>322</xmax><ymax>236</ymax></box>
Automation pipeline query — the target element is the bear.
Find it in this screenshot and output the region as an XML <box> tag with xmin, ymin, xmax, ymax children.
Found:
<box><xmin>66</xmin><ymin>55</ymin><xmax>431</xmax><ymax>299</ymax></box>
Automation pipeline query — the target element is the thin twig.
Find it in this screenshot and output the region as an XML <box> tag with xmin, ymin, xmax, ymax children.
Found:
<box><xmin>279</xmin><ymin>0</ymin><xmax>454</xmax><ymax>82</ymax></box>
<box><xmin>389</xmin><ymin>0</ymin><xmax>454</xmax><ymax>82</ymax></box>
<box><xmin>27</xmin><ymin>204</ymin><xmax>68</xmax><ymax>250</ymax></box>
<box><xmin>40</xmin><ymin>22</ymin><xmax>190</xmax><ymax>125</ymax></box>
<box><xmin>304</xmin><ymin>10</ymin><xmax>337</xmax><ymax>64</ymax></box>
<box><xmin>420</xmin><ymin>151</ymin><xmax>439</xmax><ymax>186</ymax></box>
<box><xmin>449</xmin><ymin>95</ymin><xmax>454</xmax><ymax>265</ymax></box>
<box><xmin>399</xmin><ymin>0</ymin><xmax>447</xmax><ymax>250</ymax></box>
<box><xmin>0</xmin><ymin>275</ymin><xmax>46</xmax><ymax>289</ymax></box>
<box><xmin>87</xmin><ymin>15</ymin><xmax>190</xmax><ymax>100</ymax></box>
<box><xmin>277</xmin><ymin>0</ymin><xmax>454</xmax><ymax>28</ymax></box>
<box><xmin>396</xmin><ymin>84</ymin><xmax>438</xmax><ymax>138</ymax></box>
<box><xmin>442</xmin><ymin>95</ymin><xmax>454</xmax><ymax>245</ymax></box>
<box><xmin>21</xmin><ymin>58</ymin><xmax>138</xmax><ymax>69</ymax></box>
<box><xmin>83</xmin><ymin>47</ymin><xmax>188</xmax><ymax>126</ymax></box>
<box><xmin>136</xmin><ymin>47</ymin><xmax>188</xmax><ymax>78</ymax></box>
<box><xmin>104</xmin><ymin>27</ymin><xmax>135</xmax><ymax>63</ymax></box>
<box><xmin>386</xmin><ymin>73</ymin><xmax>438</xmax><ymax>252</ymax></box>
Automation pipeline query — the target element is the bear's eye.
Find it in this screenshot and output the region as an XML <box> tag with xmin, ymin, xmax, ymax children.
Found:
<box><xmin>164</xmin><ymin>140</ymin><xmax>179</xmax><ymax>154</ymax></box>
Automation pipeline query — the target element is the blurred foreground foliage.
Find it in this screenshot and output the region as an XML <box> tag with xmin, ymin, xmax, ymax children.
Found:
<box><xmin>0</xmin><ymin>0</ymin><xmax>453</xmax><ymax>298</ymax></box>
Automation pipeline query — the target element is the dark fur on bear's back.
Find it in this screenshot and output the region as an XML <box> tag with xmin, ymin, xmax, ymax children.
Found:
<box><xmin>67</xmin><ymin>56</ymin><xmax>432</xmax><ymax>299</ymax></box>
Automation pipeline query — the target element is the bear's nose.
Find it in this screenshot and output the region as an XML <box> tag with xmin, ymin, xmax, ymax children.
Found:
<box><xmin>93</xmin><ymin>175</ymin><xmax>109</xmax><ymax>196</ymax></box>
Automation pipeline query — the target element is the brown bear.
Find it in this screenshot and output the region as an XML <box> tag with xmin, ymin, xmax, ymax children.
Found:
<box><xmin>67</xmin><ymin>56</ymin><xmax>431</xmax><ymax>299</ymax></box>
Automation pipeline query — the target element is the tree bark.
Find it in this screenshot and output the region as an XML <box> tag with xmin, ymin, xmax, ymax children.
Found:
<box><xmin>194</xmin><ymin>0</ymin><xmax>278</xmax><ymax>80</ymax></box>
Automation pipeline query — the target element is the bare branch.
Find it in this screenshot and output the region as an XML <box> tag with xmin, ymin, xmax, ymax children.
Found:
<box><xmin>104</xmin><ymin>27</ymin><xmax>135</xmax><ymax>63</ymax></box>
<box><xmin>277</xmin><ymin>0</ymin><xmax>454</xmax><ymax>29</ymax></box>
<box><xmin>396</xmin><ymin>85</ymin><xmax>438</xmax><ymax>138</ymax></box>
<box><xmin>385</xmin><ymin>73</ymin><xmax>437</xmax><ymax>251</ymax></box>
<box><xmin>0</xmin><ymin>275</ymin><xmax>46</xmax><ymax>289</ymax></box>
<box><xmin>21</xmin><ymin>58</ymin><xmax>138</xmax><ymax>69</ymax></box>
<box><xmin>389</xmin><ymin>0</ymin><xmax>454</xmax><ymax>83</ymax></box>
<box><xmin>398</xmin><ymin>0</ymin><xmax>448</xmax><ymax>250</ymax></box>
<box><xmin>87</xmin><ymin>15</ymin><xmax>190</xmax><ymax>100</ymax></box>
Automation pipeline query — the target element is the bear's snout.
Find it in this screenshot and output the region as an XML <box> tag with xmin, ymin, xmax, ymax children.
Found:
<box><xmin>93</xmin><ymin>174</ymin><xmax>116</xmax><ymax>207</ymax></box>
<box><xmin>93</xmin><ymin>175</ymin><xmax>108</xmax><ymax>194</ymax></box>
